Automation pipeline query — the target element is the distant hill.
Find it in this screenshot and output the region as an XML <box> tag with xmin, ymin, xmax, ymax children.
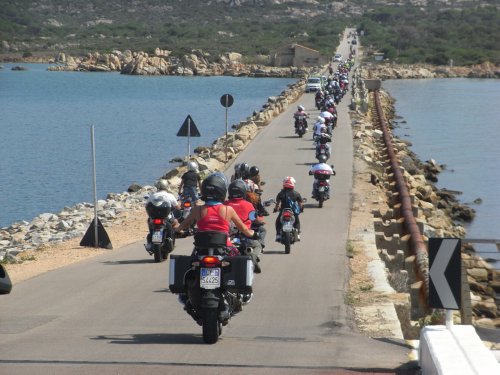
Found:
<box><xmin>1</xmin><ymin>0</ymin><xmax>498</xmax><ymax>65</ymax></box>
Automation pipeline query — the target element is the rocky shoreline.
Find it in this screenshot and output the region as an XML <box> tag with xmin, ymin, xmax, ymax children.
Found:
<box><xmin>350</xmin><ymin>66</ymin><xmax>499</xmax><ymax>341</ymax></box>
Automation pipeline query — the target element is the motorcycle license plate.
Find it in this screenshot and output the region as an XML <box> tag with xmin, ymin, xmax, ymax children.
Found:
<box><xmin>152</xmin><ymin>230</ymin><xmax>163</xmax><ymax>243</ymax></box>
<box><xmin>282</xmin><ymin>222</ymin><xmax>293</xmax><ymax>232</ymax></box>
<box><xmin>320</xmin><ymin>149</ymin><xmax>326</xmax><ymax>154</ymax></box>
<box><xmin>318</xmin><ymin>186</ymin><xmax>325</xmax><ymax>192</ymax></box>
<box><xmin>200</xmin><ymin>268</ymin><xmax>221</xmax><ymax>289</ymax></box>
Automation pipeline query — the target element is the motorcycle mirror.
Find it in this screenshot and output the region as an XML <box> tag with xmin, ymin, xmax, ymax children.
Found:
<box><xmin>260</xmin><ymin>181</ymin><xmax>266</xmax><ymax>186</ymax></box>
<box><xmin>331</xmin><ymin>169</ymin><xmax>336</xmax><ymax>176</ymax></box>
<box><xmin>308</xmin><ymin>171</ymin><xmax>313</xmax><ymax>175</ymax></box>
<box><xmin>263</xmin><ymin>198</ymin><xmax>275</xmax><ymax>207</ymax></box>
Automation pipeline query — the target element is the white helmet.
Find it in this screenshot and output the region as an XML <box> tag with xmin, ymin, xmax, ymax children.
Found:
<box><xmin>297</xmin><ymin>105</ymin><xmax>305</xmax><ymax>111</ymax></box>
<box><xmin>317</xmin><ymin>116</ymin><xmax>325</xmax><ymax>124</ymax></box>
<box><xmin>156</xmin><ymin>179</ymin><xmax>169</xmax><ymax>191</ymax></box>
<box><xmin>187</xmin><ymin>161</ymin><xmax>198</xmax><ymax>172</ymax></box>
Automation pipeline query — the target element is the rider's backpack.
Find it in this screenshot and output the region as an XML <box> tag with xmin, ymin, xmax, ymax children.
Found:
<box><xmin>286</xmin><ymin>195</ymin><xmax>301</xmax><ymax>215</ymax></box>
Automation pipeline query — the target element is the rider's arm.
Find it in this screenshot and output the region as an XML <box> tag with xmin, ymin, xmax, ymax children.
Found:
<box><xmin>174</xmin><ymin>205</ymin><xmax>199</xmax><ymax>232</ymax></box>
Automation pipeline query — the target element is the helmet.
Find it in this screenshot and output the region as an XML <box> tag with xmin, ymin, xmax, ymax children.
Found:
<box><xmin>187</xmin><ymin>161</ymin><xmax>198</xmax><ymax>172</ymax></box>
<box><xmin>318</xmin><ymin>154</ymin><xmax>328</xmax><ymax>163</ymax></box>
<box><xmin>156</xmin><ymin>179</ymin><xmax>169</xmax><ymax>191</ymax></box>
<box><xmin>297</xmin><ymin>105</ymin><xmax>305</xmax><ymax>111</ymax></box>
<box><xmin>249</xmin><ymin>166</ymin><xmax>259</xmax><ymax>177</ymax></box>
<box><xmin>239</xmin><ymin>162</ymin><xmax>249</xmax><ymax>174</ymax></box>
<box><xmin>228</xmin><ymin>179</ymin><xmax>247</xmax><ymax>199</ymax></box>
<box><xmin>317</xmin><ymin>117</ymin><xmax>325</xmax><ymax>124</ymax></box>
<box><xmin>201</xmin><ymin>172</ymin><xmax>228</xmax><ymax>202</ymax></box>
<box><xmin>283</xmin><ymin>176</ymin><xmax>296</xmax><ymax>189</ymax></box>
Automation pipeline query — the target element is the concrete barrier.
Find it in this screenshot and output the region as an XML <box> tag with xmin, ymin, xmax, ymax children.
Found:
<box><xmin>419</xmin><ymin>325</ymin><xmax>500</xmax><ymax>374</ymax></box>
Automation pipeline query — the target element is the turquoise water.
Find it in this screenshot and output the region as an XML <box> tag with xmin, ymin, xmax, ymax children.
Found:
<box><xmin>383</xmin><ymin>79</ymin><xmax>500</xmax><ymax>264</ymax></box>
<box><xmin>0</xmin><ymin>63</ymin><xmax>296</xmax><ymax>227</ymax></box>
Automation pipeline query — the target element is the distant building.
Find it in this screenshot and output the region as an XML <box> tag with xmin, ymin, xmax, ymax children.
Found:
<box><xmin>272</xmin><ymin>43</ymin><xmax>327</xmax><ymax>67</ymax></box>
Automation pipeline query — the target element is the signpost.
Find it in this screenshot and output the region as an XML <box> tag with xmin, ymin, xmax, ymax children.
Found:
<box><xmin>176</xmin><ymin>115</ymin><xmax>201</xmax><ymax>159</ymax></box>
<box><xmin>429</xmin><ymin>238</ymin><xmax>461</xmax><ymax>328</ymax></box>
<box><xmin>220</xmin><ymin>94</ymin><xmax>234</xmax><ymax>162</ymax></box>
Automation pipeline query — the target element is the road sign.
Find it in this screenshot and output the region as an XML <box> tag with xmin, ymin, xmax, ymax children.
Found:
<box><xmin>177</xmin><ymin>115</ymin><xmax>201</xmax><ymax>137</ymax></box>
<box><xmin>220</xmin><ymin>94</ymin><xmax>234</xmax><ymax>108</ymax></box>
<box><xmin>429</xmin><ymin>238</ymin><xmax>461</xmax><ymax>310</ymax></box>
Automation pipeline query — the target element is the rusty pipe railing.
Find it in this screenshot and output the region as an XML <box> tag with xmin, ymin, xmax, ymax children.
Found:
<box><xmin>373</xmin><ymin>90</ymin><xmax>430</xmax><ymax>313</ymax></box>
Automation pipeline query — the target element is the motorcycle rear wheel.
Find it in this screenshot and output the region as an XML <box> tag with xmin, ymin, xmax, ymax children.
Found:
<box><xmin>202</xmin><ymin>308</ymin><xmax>220</xmax><ymax>344</ymax></box>
<box><xmin>283</xmin><ymin>232</ymin><xmax>291</xmax><ymax>254</ymax></box>
<box><xmin>319</xmin><ymin>195</ymin><xmax>324</xmax><ymax>208</ymax></box>
<box><xmin>153</xmin><ymin>245</ymin><xmax>163</xmax><ymax>263</ymax></box>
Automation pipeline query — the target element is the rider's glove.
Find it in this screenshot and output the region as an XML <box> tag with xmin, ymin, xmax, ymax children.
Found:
<box><xmin>251</xmin><ymin>231</ymin><xmax>260</xmax><ymax>240</ymax></box>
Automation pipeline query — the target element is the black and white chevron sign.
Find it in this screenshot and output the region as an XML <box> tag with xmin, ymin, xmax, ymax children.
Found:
<box><xmin>429</xmin><ymin>238</ymin><xmax>462</xmax><ymax>310</ymax></box>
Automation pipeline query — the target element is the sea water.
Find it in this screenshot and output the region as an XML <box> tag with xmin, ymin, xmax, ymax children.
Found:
<box><xmin>0</xmin><ymin>63</ymin><xmax>296</xmax><ymax>227</ymax></box>
<box><xmin>383</xmin><ymin>78</ymin><xmax>500</xmax><ymax>265</ymax></box>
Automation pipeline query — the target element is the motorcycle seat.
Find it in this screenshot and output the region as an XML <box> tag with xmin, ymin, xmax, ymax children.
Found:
<box><xmin>194</xmin><ymin>231</ymin><xmax>227</xmax><ymax>249</ymax></box>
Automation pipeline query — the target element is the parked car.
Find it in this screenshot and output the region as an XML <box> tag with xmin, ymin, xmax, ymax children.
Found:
<box><xmin>333</xmin><ymin>53</ymin><xmax>342</xmax><ymax>62</ymax></box>
<box><xmin>305</xmin><ymin>77</ymin><xmax>322</xmax><ymax>93</ymax></box>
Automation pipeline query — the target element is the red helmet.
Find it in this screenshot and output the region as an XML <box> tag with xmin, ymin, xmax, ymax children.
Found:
<box><xmin>283</xmin><ymin>176</ymin><xmax>296</xmax><ymax>189</ymax></box>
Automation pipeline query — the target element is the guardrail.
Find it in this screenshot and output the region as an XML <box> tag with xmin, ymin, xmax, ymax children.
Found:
<box><xmin>370</xmin><ymin>87</ymin><xmax>430</xmax><ymax>318</ymax></box>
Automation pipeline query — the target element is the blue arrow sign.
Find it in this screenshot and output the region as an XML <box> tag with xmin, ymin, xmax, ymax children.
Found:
<box><xmin>429</xmin><ymin>238</ymin><xmax>461</xmax><ymax>310</ymax></box>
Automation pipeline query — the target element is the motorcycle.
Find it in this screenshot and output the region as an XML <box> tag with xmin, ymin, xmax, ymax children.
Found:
<box><xmin>310</xmin><ymin>168</ymin><xmax>336</xmax><ymax>208</ymax></box>
<box><xmin>278</xmin><ymin>208</ymin><xmax>298</xmax><ymax>254</ymax></box>
<box><xmin>145</xmin><ymin>198</ymin><xmax>176</xmax><ymax>263</ymax></box>
<box><xmin>169</xmin><ymin>231</ymin><xmax>254</xmax><ymax>344</ymax></box>
<box><xmin>295</xmin><ymin>118</ymin><xmax>306</xmax><ymax>138</ymax></box>
<box><xmin>174</xmin><ymin>194</ymin><xmax>197</xmax><ymax>236</ymax></box>
<box><xmin>315</xmin><ymin>143</ymin><xmax>331</xmax><ymax>161</ymax></box>
<box><xmin>229</xmin><ymin>223</ymin><xmax>263</xmax><ymax>274</ymax></box>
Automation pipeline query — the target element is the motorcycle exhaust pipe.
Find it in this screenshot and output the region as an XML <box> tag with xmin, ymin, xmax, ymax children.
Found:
<box><xmin>244</xmin><ymin>247</ymin><xmax>253</xmax><ymax>255</ymax></box>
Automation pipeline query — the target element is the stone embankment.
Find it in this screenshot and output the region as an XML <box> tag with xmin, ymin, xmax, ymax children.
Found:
<box><xmin>362</xmin><ymin>61</ymin><xmax>500</xmax><ymax>79</ymax></box>
<box><xmin>0</xmin><ymin>77</ymin><xmax>307</xmax><ymax>263</ymax></box>
<box><xmin>47</xmin><ymin>49</ymin><xmax>309</xmax><ymax>77</ymax></box>
<box><xmin>350</xmin><ymin>65</ymin><xmax>500</xmax><ymax>344</ymax></box>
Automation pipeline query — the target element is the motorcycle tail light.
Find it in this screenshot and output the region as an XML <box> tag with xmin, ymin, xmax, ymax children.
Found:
<box><xmin>152</xmin><ymin>218</ymin><xmax>163</xmax><ymax>225</ymax></box>
<box><xmin>319</xmin><ymin>181</ymin><xmax>328</xmax><ymax>186</ymax></box>
<box><xmin>183</xmin><ymin>201</ymin><xmax>191</xmax><ymax>208</ymax></box>
<box><xmin>201</xmin><ymin>256</ymin><xmax>221</xmax><ymax>267</ymax></box>
<box><xmin>283</xmin><ymin>211</ymin><xmax>293</xmax><ymax>220</ymax></box>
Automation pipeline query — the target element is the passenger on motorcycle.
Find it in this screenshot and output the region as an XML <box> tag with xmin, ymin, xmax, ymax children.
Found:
<box><xmin>145</xmin><ymin>179</ymin><xmax>180</xmax><ymax>252</ymax></box>
<box><xmin>231</xmin><ymin>162</ymin><xmax>250</xmax><ymax>181</ymax></box>
<box><xmin>313</xmin><ymin>116</ymin><xmax>326</xmax><ymax>140</ymax></box>
<box><xmin>320</xmin><ymin>110</ymin><xmax>335</xmax><ymax>134</ymax></box>
<box><xmin>309</xmin><ymin>155</ymin><xmax>334</xmax><ymax>196</ymax></box>
<box><xmin>179</xmin><ymin>161</ymin><xmax>201</xmax><ymax>202</ymax></box>
<box><xmin>174</xmin><ymin>172</ymin><xmax>258</xmax><ymax>245</ymax></box>
<box><xmin>293</xmin><ymin>105</ymin><xmax>309</xmax><ymax>129</ymax></box>
<box><xmin>224</xmin><ymin>180</ymin><xmax>265</xmax><ymax>274</ymax></box>
<box><xmin>273</xmin><ymin>176</ymin><xmax>303</xmax><ymax>242</ymax></box>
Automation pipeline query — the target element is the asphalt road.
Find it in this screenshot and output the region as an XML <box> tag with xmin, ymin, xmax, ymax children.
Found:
<box><xmin>0</xmin><ymin>32</ymin><xmax>417</xmax><ymax>374</ymax></box>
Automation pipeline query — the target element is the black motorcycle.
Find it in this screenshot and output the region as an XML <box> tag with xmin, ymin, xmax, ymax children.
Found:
<box><xmin>169</xmin><ymin>231</ymin><xmax>254</xmax><ymax>344</ymax></box>
<box><xmin>145</xmin><ymin>199</ymin><xmax>175</xmax><ymax>263</ymax></box>
<box><xmin>174</xmin><ymin>194</ymin><xmax>197</xmax><ymax>236</ymax></box>
<box><xmin>294</xmin><ymin>115</ymin><xmax>307</xmax><ymax>138</ymax></box>
<box><xmin>278</xmin><ymin>208</ymin><xmax>298</xmax><ymax>254</ymax></box>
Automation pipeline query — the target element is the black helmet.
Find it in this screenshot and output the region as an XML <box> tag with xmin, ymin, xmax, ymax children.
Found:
<box><xmin>249</xmin><ymin>166</ymin><xmax>259</xmax><ymax>177</ymax></box>
<box><xmin>318</xmin><ymin>154</ymin><xmax>328</xmax><ymax>163</ymax></box>
<box><xmin>228</xmin><ymin>179</ymin><xmax>247</xmax><ymax>199</ymax></box>
<box><xmin>239</xmin><ymin>163</ymin><xmax>249</xmax><ymax>174</ymax></box>
<box><xmin>201</xmin><ymin>172</ymin><xmax>228</xmax><ymax>202</ymax></box>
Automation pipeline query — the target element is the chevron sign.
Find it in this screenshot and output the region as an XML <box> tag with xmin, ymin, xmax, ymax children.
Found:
<box><xmin>429</xmin><ymin>238</ymin><xmax>462</xmax><ymax>310</ymax></box>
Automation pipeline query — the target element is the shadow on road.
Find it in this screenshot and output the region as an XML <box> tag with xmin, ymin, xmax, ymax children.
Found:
<box><xmin>91</xmin><ymin>333</ymin><xmax>204</xmax><ymax>345</ymax></box>
<box><xmin>101</xmin><ymin>259</ymin><xmax>155</xmax><ymax>265</ymax></box>
<box><xmin>278</xmin><ymin>135</ymin><xmax>300</xmax><ymax>139</ymax></box>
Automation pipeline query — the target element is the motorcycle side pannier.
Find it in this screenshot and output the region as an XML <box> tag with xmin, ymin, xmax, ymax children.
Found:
<box><xmin>169</xmin><ymin>255</ymin><xmax>193</xmax><ymax>293</ymax></box>
<box><xmin>222</xmin><ymin>255</ymin><xmax>254</xmax><ymax>294</ymax></box>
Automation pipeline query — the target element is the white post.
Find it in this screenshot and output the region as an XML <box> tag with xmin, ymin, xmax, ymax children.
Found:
<box><xmin>91</xmin><ymin>125</ymin><xmax>98</xmax><ymax>248</ymax></box>
<box><xmin>446</xmin><ymin>309</ymin><xmax>453</xmax><ymax>330</ymax></box>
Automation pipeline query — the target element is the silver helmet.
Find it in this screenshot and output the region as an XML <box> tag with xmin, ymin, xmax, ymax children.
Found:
<box><xmin>187</xmin><ymin>161</ymin><xmax>198</xmax><ymax>172</ymax></box>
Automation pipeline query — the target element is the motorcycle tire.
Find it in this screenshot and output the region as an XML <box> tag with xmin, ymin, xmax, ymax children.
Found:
<box><xmin>153</xmin><ymin>244</ymin><xmax>163</xmax><ymax>263</ymax></box>
<box><xmin>283</xmin><ymin>232</ymin><xmax>291</xmax><ymax>254</ymax></box>
<box><xmin>202</xmin><ymin>308</ymin><xmax>220</xmax><ymax>344</ymax></box>
<box><xmin>319</xmin><ymin>195</ymin><xmax>324</xmax><ymax>208</ymax></box>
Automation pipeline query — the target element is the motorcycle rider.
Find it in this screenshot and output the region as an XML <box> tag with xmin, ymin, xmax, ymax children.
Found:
<box><xmin>175</xmin><ymin>172</ymin><xmax>258</xmax><ymax>244</ymax></box>
<box><xmin>178</xmin><ymin>161</ymin><xmax>201</xmax><ymax>202</ymax></box>
<box><xmin>313</xmin><ymin>116</ymin><xmax>326</xmax><ymax>141</ymax></box>
<box><xmin>224</xmin><ymin>179</ymin><xmax>265</xmax><ymax>274</ymax></box>
<box><xmin>145</xmin><ymin>179</ymin><xmax>180</xmax><ymax>252</ymax></box>
<box><xmin>273</xmin><ymin>176</ymin><xmax>304</xmax><ymax>242</ymax></box>
<box><xmin>320</xmin><ymin>109</ymin><xmax>335</xmax><ymax>134</ymax></box>
<box><xmin>309</xmin><ymin>155</ymin><xmax>334</xmax><ymax>197</ymax></box>
<box><xmin>293</xmin><ymin>105</ymin><xmax>309</xmax><ymax>129</ymax></box>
